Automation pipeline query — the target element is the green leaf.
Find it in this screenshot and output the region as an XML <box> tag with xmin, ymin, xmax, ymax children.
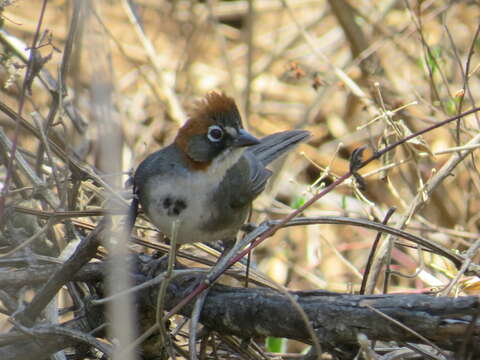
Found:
<box><xmin>422</xmin><ymin>46</ymin><xmax>442</xmax><ymax>74</ymax></box>
<box><xmin>291</xmin><ymin>196</ymin><xmax>305</xmax><ymax>209</ymax></box>
<box><xmin>445</xmin><ymin>98</ymin><xmax>457</xmax><ymax>116</ymax></box>
<box><xmin>266</xmin><ymin>337</ymin><xmax>287</xmax><ymax>353</ymax></box>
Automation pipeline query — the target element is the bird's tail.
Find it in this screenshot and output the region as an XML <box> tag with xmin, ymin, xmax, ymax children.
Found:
<box><xmin>249</xmin><ymin>130</ymin><xmax>310</xmax><ymax>166</ymax></box>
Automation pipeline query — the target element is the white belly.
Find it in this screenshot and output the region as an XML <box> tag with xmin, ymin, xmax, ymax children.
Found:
<box><xmin>145</xmin><ymin>172</ymin><xmax>235</xmax><ymax>244</ymax></box>
<box><xmin>143</xmin><ymin>147</ymin><xmax>246</xmax><ymax>244</ymax></box>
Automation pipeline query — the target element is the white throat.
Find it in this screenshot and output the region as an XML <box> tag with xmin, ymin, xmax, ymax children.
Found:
<box><xmin>207</xmin><ymin>147</ymin><xmax>245</xmax><ymax>181</ymax></box>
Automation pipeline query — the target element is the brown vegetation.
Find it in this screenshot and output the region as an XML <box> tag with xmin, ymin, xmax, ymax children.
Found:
<box><xmin>0</xmin><ymin>1</ymin><xmax>479</xmax><ymax>359</ymax></box>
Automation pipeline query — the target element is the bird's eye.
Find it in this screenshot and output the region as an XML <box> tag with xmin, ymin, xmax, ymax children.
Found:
<box><xmin>207</xmin><ymin>125</ymin><xmax>224</xmax><ymax>142</ymax></box>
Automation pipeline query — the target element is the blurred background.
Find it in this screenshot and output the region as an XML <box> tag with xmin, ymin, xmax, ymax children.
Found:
<box><xmin>1</xmin><ymin>0</ymin><xmax>480</xmax><ymax>354</ymax></box>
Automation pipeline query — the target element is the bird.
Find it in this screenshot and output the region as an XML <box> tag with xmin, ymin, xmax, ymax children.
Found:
<box><xmin>131</xmin><ymin>92</ymin><xmax>310</xmax><ymax>252</ymax></box>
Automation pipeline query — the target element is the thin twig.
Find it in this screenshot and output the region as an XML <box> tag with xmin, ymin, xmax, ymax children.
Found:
<box><xmin>0</xmin><ymin>0</ymin><xmax>49</xmax><ymax>228</ymax></box>
<box><xmin>360</xmin><ymin>207</ymin><xmax>396</xmax><ymax>294</ymax></box>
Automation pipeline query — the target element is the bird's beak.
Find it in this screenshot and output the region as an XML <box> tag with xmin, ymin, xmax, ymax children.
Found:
<box><xmin>234</xmin><ymin>129</ymin><xmax>260</xmax><ymax>147</ymax></box>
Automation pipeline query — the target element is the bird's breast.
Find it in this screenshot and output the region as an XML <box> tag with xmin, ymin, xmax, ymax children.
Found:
<box><xmin>142</xmin><ymin>167</ymin><xmax>245</xmax><ymax>244</ymax></box>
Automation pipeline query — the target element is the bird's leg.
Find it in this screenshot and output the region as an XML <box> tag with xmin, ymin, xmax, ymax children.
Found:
<box><xmin>240</xmin><ymin>222</ymin><xmax>257</xmax><ymax>233</ymax></box>
<box><xmin>220</xmin><ymin>238</ymin><xmax>236</xmax><ymax>259</ymax></box>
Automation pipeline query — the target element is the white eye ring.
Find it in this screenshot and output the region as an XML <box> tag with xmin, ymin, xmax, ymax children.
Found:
<box><xmin>207</xmin><ymin>125</ymin><xmax>224</xmax><ymax>142</ymax></box>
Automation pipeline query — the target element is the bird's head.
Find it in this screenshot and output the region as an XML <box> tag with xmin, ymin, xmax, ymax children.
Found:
<box><xmin>175</xmin><ymin>92</ymin><xmax>259</xmax><ymax>171</ymax></box>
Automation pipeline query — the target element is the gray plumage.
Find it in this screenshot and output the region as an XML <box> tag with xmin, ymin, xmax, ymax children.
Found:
<box><xmin>133</xmin><ymin>129</ymin><xmax>309</xmax><ymax>245</ymax></box>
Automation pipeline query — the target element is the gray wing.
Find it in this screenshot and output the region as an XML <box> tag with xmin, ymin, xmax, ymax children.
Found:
<box><xmin>244</xmin><ymin>151</ymin><xmax>273</xmax><ymax>199</ymax></box>
<box><xmin>249</xmin><ymin>130</ymin><xmax>310</xmax><ymax>166</ymax></box>
<box><xmin>219</xmin><ymin>153</ymin><xmax>272</xmax><ymax>209</ymax></box>
<box><xmin>226</xmin><ymin>130</ymin><xmax>310</xmax><ymax>208</ymax></box>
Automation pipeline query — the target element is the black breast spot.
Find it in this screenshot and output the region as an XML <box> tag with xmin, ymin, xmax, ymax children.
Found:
<box><xmin>163</xmin><ymin>197</ymin><xmax>172</xmax><ymax>209</ymax></box>
<box><xmin>172</xmin><ymin>199</ymin><xmax>186</xmax><ymax>216</ymax></box>
<box><xmin>162</xmin><ymin>197</ymin><xmax>187</xmax><ymax>217</ymax></box>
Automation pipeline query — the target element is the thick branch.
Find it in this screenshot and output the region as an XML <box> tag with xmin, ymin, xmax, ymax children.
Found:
<box><xmin>0</xmin><ymin>335</ymin><xmax>77</xmax><ymax>360</ymax></box>
<box><xmin>161</xmin><ymin>272</ymin><xmax>480</xmax><ymax>353</ymax></box>
<box><xmin>2</xmin><ymin>254</ymin><xmax>479</xmax><ymax>357</ymax></box>
<box><xmin>14</xmin><ymin>219</ymin><xmax>107</xmax><ymax>325</ymax></box>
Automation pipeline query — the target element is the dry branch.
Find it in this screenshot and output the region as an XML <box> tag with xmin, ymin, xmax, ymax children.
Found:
<box><xmin>0</xmin><ymin>254</ymin><xmax>478</xmax><ymax>359</ymax></box>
